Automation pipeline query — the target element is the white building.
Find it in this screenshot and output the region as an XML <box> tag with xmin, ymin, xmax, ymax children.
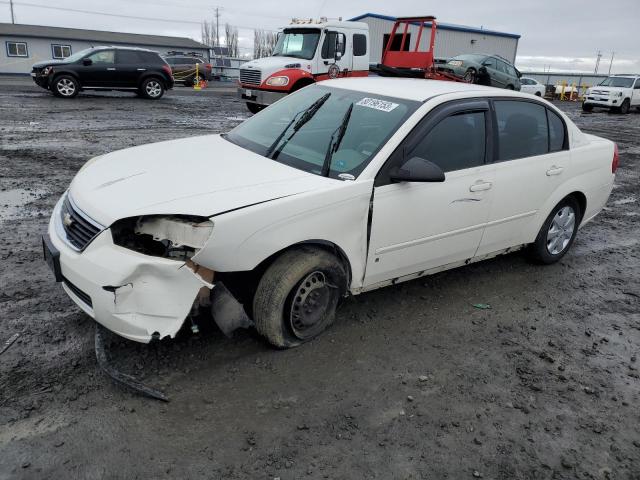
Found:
<box><xmin>0</xmin><ymin>23</ymin><xmax>209</xmax><ymax>75</ymax></box>
<box><xmin>349</xmin><ymin>13</ymin><xmax>520</xmax><ymax>64</ymax></box>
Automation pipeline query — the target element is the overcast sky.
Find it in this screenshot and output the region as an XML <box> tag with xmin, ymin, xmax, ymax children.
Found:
<box><xmin>2</xmin><ymin>0</ymin><xmax>638</xmax><ymax>73</ymax></box>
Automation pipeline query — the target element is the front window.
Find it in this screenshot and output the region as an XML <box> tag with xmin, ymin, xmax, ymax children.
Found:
<box><xmin>599</xmin><ymin>77</ymin><xmax>634</xmax><ymax>88</ymax></box>
<box><xmin>225</xmin><ymin>85</ymin><xmax>419</xmax><ymax>179</ymax></box>
<box><xmin>86</xmin><ymin>50</ymin><xmax>115</xmax><ymax>65</ymax></box>
<box><xmin>272</xmin><ymin>28</ymin><xmax>320</xmax><ymax>60</ymax></box>
<box><xmin>62</xmin><ymin>47</ymin><xmax>94</xmax><ymax>63</ymax></box>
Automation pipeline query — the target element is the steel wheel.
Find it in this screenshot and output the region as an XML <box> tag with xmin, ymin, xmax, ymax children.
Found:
<box><xmin>546</xmin><ymin>206</ymin><xmax>576</xmax><ymax>255</ymax></box>
<box><xmin>56</xmin><ymin>78</ymin><xmax>76</xmax><ymax>97</ymax></box>
<box><xmin>463</xmin><ymin>68</ymin><xmax>476</xmax><ymax>83</ymax></box>
<box><xmin>289</xmin><ymin>271</ymin><xmax>335</xmax><ymax>340</ymax></box>
<box><xmin>145</xmin><ymin>80</ymin><xmax>162</xmax><ymax>98</ymax></box>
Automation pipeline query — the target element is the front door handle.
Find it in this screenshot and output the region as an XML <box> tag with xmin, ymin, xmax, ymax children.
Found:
<box><xmin>546</xmin><ymin>166</ymin><xmax>564</xmax><ymax>176</ymax></box>
<box><xmin>137</xmin><ymin>68</ymin><xmax>146</xmax><ymax>71</ymax></box>
<box><xmin>106</xmin><ymin>67</ymin><xmax>116</xmax><ymax>71</ymax></box>
<box><xmin>469</xmin><ymin>181</ymin><xmax>492</xmax><ymax>192</ymax></box>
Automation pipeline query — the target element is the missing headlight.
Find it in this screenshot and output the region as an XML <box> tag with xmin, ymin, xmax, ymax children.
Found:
<box><xmin>111</xmin><ymin>215</ymin><xmax>214</xmax><ymax>260</ymax></box>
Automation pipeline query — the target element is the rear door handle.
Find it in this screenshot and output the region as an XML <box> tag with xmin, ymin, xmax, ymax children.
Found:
<box><xmin>137</xmin><ymin>68</ymin><xmax>146</xmax><ymax>71</ymax></box>
<box><xmin>546</xmin><ymin>166</ymin><xmax>564</xmax><ymax>176</ymax></box>
<box><xmin>106</xmin><ymin>67</ymin><xmax>116</xmax><ymax>71</ymax></box>
<box><xmin>469</xmin><ymin>181</ymin><xmax>492</xmax><ymax>192</ymax></box>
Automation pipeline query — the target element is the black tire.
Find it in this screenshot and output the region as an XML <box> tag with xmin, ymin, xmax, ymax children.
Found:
<box><xmin>246</xmin><ymin>102</ymin><xmax>264</xmax><ymax>114</ymax></box>
<box><xmin>528</xmin><ymin>196</ymin><xmax>581</xmax><ymax>265</ymax></box>
<box><xmin>535</xmin><ymin>91</ymin><xmax>542</xmax><ymax>97</ymax></box>
<box><xmin>463</xmin><ymin>68</ymin><xmax>477</xmax><ymax>83</ymax></box>
<box><xmin>506</xmin><ymin>84</ymin><xmax>515</xmax><ymax>90</ymax></box>
<box><xmin>139</xmin><ymin>77</ymin><xmax>165</xmax><ymax>100</ymax></box>
<box><xmin>52</xmin><ymin>75</ymin><xmax>79</xmax><ymax>98</ymax></box>
<box><xmin>253</xmin><ymin>246</ymin><xmax>347</xmax><ymax>348</ymax></box>
<box><xmin>620</xmin><ymin>98</ymin><xmax>630</xmax><ymax>114</ymax></box>
<box><xmin>582</xmin><ymin>103</ymin><xmax>593</xmax><ymax>112</ymax></box>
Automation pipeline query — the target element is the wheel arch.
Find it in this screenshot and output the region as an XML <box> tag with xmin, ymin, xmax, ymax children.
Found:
<box><xmin>290</xmin><ymin>77</ymin><xmax>315</xmax><ymax>92</ymax></box>
<box><xmin>52</xmin><ymin>70</ymin><xmax>81</xmax><ymax>83</ymax></box>
<box><xmin>138</xmin><ymin>73</ymin><xmax>166</xmax><ymax>88</ymax></box>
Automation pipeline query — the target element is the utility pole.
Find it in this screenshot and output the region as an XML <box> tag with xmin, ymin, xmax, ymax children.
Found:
<box><xmin>9</xmin><ymin>0</ymin><xmax>15</xmax><ymax>24</ymax></box>
<box><xmin>594</xmin><ymin>50</ymin><xmax>602</xmax><ymax>74</ymax></box>
<box><xmin>608</xmin><ymin>51</ymin><xmax>615</xmax><ymax>75</ymax></box>
<box><xmin>214</xmin><ymin>7</ymin><xmax>220</xmax><ymax>47</ymax></box>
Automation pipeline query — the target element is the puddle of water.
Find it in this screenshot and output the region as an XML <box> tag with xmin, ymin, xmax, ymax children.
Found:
<box><xmin>0</xmin><ymin>188</ymin><xmax>48</xmax><ymax>221</ymax></box>
<box><xmin>612</xmin><ymin>196</ymin><xmax>637</xmax><ymax>206</ymax></box>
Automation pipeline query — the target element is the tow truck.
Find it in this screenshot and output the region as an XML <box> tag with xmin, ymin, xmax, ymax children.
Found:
<box><xmin>238</xmin><ymin>16</ymin><xmax>467</xmax><ymax>113</ymax></box>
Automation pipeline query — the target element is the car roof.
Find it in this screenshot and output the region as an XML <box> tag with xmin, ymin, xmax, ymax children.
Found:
<box><xmin>320</xmin><ymin>77</ymin><xmax>516</xmax><ymax>102</ymax></box>
<box><xmin>90</xmin><ymin>45</ymin><xmax>157</xmax><ymax>53</ymax></box>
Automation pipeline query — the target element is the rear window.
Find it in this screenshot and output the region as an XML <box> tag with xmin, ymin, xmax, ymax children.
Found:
<box><xmin>353</xmin><ymin>34</ymin><xmax>367</xmax><ymax>56</ymax></box>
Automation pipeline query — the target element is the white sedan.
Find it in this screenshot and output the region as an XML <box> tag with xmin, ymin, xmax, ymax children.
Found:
<box><xmin>519</xmin><ymin>77</ymin><xmax>546</xmax><ymax>97</ymax></box>
<box><xmin>44</xmin><ymin>78</ymin><xmax>617</xmax><ymax>347</ymax></box>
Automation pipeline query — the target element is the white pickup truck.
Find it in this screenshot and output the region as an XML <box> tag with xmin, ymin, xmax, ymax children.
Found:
<box><xmin>45</xmin><ymin>78</ymin><xmax>616</xmax><ymax>349</ymax></box>
<box><xmin>582</xmin><ymin>75</ymin><xmax>640</xmax><ymax>113</ymax></box>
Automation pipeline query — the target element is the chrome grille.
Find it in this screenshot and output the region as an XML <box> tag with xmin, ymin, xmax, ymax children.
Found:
<box><xmin>239</xmin><ymin>68</ymin><xmax>261</xmax><ymax>85</ymax></box>
<box><xmin>60</xmin><ymin>196</ymin><xmax>102</xmax><ymax>251</ymax></box>
<box><xmin>591</xmin><ymin>89</ymin><xmax>609</xmax><ymax>96</ymax></box>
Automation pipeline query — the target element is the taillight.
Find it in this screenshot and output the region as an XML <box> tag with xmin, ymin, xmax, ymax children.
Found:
<box><xmin>162</xmin><ymin>64</ymin><xmax>172</xmax><ymax>76</ymax></box>
<box><xmin>612</xmin><ymin>143</ymin><xmax>619</xmax><ymax>174</ymax></box>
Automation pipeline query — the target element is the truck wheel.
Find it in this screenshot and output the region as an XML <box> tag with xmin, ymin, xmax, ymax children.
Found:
<box><xmin>619</xmin><ymin>99</ymin><xmax>630</xmax><ymax>114</ymax></box>
<box><xmin>246</xmin><ymin>103</ymin><xmax>264</xmax><ymax>114</ymax></box>
<box><xmin>52</xmin><ymin>75</ymin><xmax>79</xmax><ymax>98</ymax></box>
<box><xmin>463</xmin><ymin>68</ymin><xmax>476</xmax><ymax>83</ymax></box>
<box><xmin>253</xmin><ymin>246</ymin><xmax>347</xmax><ymax>348</ymax></box>
<box><xmin>140</xmin><ymin>77</ymin><xmax>164</xmax><ymax>99</ymax></box>
<box><xmin>582</xmin><ymin>103</ymin><xmax>593</xmax><ymax>112</ymax></box>
<box><xmin>528</xmin><ymin>197</ymin><xmax>581</xmax><ymax>265</ymax></box>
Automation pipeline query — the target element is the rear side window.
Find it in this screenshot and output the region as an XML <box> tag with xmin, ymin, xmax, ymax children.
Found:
<box><xmin>547</xmin><ymin>109</ymin><xmax>566</xmax><ymax>152</ymax></box>
<box><xmin>117</xmin><ymin>50</ymin><xmax>141</xmax><ymax>64</ymax></box>
<box><xmin>409</xmin><ymin>111</ymin><xmax>486</xmax><ymax>172</ymax></box>
<box><xmin>494</xmin><ymin>101</ymin><xmax>551</xmax><ymax>160</ymax></box>
<box><xmin>353</xmin><ymin>34</ymin><xmax>367</xmax><ymax>56</ymax></box>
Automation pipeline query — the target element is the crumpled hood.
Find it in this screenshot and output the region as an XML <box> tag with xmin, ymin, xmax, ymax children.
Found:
<box><xmin>69</xmin><ymin>134</ymin><xmax>332</xmax><ymax>226</ymax></box>
<box><xmin>32</xmin><ymin>59</ymin><xmax>70</xmax><ymax>69</ymax></box>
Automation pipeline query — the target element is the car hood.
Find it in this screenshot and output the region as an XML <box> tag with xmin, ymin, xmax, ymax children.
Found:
<box><xmin>69</xmin><ymin>134</ymin><xmax>333</xmax><ymax>226</ymax></box>
<box><xmin>590</xmin><ymin>86</ymin><xmax>625</xmax><ymax>93</ymax></box>
<box><xmin>32</xmin><ymin>59</ymin><xmax>70</xmax><ymax>69</ymax></box>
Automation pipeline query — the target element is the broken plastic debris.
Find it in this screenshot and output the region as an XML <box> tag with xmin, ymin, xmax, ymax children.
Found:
<box><xmin>472</xmin><ymin>303</ymin><xmax>492</xmax><ymax>310</ymax></box>
<box><xmin>0</xmin><ymin>333</ymin><xmax>20</xmax><ymax>356</ymax></box>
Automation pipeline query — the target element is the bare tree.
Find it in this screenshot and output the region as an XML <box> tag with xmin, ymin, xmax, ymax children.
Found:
<box><xmin>201</xmin><ymin>20</ymin><xmax>218</xmax><ymax>48</ymax></box>
<box><xmin>224</xmin><ymin>23</ymin><xmax>239</xmax><ymax>58</ymax></box>
<box><xmin>253</xmin><ymin>30</ymin><xmax>278</xmax><ymax>59</ymax></box>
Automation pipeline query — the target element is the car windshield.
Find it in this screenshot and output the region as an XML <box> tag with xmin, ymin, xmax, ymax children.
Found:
<box><xmin>599</xmin><ymin>77</ymin><xmax>634</xmax><ymax>88</ymax></box>
<box><xmin>62</xmin><ymin>48</ymin><xmax>96</xmax><ymax>63</ymax></box>
<box><xmin>225</xmin><ymin>85</ymin><xmax>419</xmax><ymax>179</ymax></box>
<box><xmin>272</xmin><ymin>29</ymin><xmax>320</xmax><ymax>60</ymax></box>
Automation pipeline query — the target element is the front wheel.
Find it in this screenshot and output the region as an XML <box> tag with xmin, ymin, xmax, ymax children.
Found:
<box><xmin>582</xmin><ymin>103</ymin><xmax>593</xmax><ymax>112</ymax></box>
<box><xmin>246</xmin><ymin>102</ymin><xmax>264</xmax><ymax>114</ymax></box>
<box><xmin>52</xmin><ymin>75</ymin><xmax>79</xmax><ymax>98</ymax></box>
<box><xmin>463</xmin><ymin>68</ymin><xmax>477</xmax><ymax>83</ymax></box>
<box><xmin>253</xmin><ymin>247</ymin><xmax>347</xmax><ymax>348</ymax></box>
<box><xmin>506</xmin><ymin>84</ymin><xmax>515</xmax><ymax>90</ymax></box>
<box><xmin>140</xmin><ymin>78</ymin><xmax>165</xmax><ymax>99</ymax></box>
<box><xmin>535</xmin><ymin>91</ymin><xmax>542</xmax><ymax>97</ymax></box>
<box><xmin>619</xmin><ymin>99</ymin><xmax>630</xmax><ymax>114</ymax></box>
<box><xmin>528</xmin><ymin>197</ymin><xmax>581</xmax><ymax>264</ymax></box>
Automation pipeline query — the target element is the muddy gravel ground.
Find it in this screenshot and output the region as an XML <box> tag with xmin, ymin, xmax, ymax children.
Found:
<box><xmin>0</xmin><ymin>81</ymin><xmax>639</xmax><ymax>480</ymax></box>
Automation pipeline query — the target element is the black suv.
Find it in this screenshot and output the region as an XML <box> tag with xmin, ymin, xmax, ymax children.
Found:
<box><xmin>31</xmin><ymin>46</ymin><xmax>174</xmax><ymax>99</ymax></box>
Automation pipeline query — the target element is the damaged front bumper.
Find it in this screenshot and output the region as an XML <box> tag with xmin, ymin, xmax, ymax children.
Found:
<box><xmin>47</xmin><ymin>196</ymin><xmax>225</xmax><ymax>343</ymax></box>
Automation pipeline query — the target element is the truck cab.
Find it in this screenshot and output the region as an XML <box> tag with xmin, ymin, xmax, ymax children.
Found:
<box><xmin>238</xmin><ymin>19</ymin><xmax>369</xmax><ymax>113</ymax></box>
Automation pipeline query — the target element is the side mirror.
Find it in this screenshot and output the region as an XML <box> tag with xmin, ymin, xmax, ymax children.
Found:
<box><xmin>516</xmin><ymin>69</ymin><xmax>522</xmax><ymax>78</ymax></box>
<box><xmin>82</xmin><ymin>58</ymin><xmax>92</xmax><ymax>66</ymax></box>
<box><xmin>389</xmin><ymin>157</ymin><xmax>445</xmax><ymax>183</ymax></box>
<box><xmin>335</xmin><ymin>50</ymin><xmax>343</xmax><ymax>61</ymax></box>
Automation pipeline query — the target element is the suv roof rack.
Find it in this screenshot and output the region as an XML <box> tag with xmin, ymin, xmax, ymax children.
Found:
<box><xmin>165</xmin><ymin>51</ymin><xmax>204</xmax><ymax>57</ymax></box>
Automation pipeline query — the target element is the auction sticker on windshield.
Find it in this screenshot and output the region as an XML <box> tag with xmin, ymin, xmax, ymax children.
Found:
<box><xmin>356</xmin><ymin>98</ymin><xmax>399</xmax><ymax>112</ymax></box>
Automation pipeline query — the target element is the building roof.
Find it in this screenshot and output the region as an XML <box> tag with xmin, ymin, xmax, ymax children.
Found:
<box><xmin>0</xmin><ymin>23</ymin><xmax>209</xmax><ymax>50</ymax></box>
<box><xmin>349</xmin><ymin>13</ymin><xmax>521</xmax><ymax>40</ymax></box>
<box><xmin>322</xmin><ymin>77</ymin><xmax>513</xmax><ymax>102</ymax></box>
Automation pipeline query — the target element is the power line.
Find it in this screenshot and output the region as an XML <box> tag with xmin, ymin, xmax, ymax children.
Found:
<box><xmin>3</xmin><ymin>1</ymin><xmax>276</xmax><ymax>31</ymax></box>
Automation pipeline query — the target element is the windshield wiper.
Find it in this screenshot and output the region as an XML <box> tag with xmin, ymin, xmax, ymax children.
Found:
<box><xmin>265</xmin><ymin>92</ymin><xmax>331</xmax><ymax>159</ymax></box>
<box><xmin>321</xmin><ymin>102</ymin><xmax>353</xmax><ymax>177</ymax></box>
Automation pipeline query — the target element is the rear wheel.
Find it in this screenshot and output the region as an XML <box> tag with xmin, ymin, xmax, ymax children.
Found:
<box><xmin>253</xmin><ymin>247</ymin><xmax>347</xmax><ymax>348</ymax></box>
<box><xmin>535</xmin><ymin>91</ymin><xmax>542</xmax><ymax>97</ymax></box>
<box><xmin>246</xmin><ymin>102</ymin><xmax>264</xmax><ymax>114</ymax></box>
<box><xmin>582</xmin><ymin>103</ymin><xmax>593</xmax><ymax>112</ymax></box>
<box><xmin>528</xmin><ymin>197</ymin><xmax>581</xmax><ymax>264</ymax></box>
<box><xmin>140</xmin><ymin>77</ymin><xmax>164</xmax><ymax>99</ymax></box>
<box><xmin>52</xmin><ymin>75</ymin><xmax>79</xmax><ymax>98</ymax></box>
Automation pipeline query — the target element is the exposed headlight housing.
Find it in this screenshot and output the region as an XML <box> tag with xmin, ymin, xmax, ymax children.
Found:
<box><xmin>42</xmin><ymin>66</ymin><xmax>53</xmax><ymax>75</ymax></box>
<box><xmin>266</xmin><ymin>76</ymin><xmax>289</xmax><ymax>87</ymax></box>
<box><xmin>111</xmin><ymin>215</ymin><xmax>214</xmax><ymax>260</ymax></box>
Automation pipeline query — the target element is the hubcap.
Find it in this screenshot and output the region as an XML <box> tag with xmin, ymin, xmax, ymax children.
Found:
<box><xmin>145</xmin><ymin>81</ymin><xmax>162</xmax><ymax>97</ymax></box>
<box><xmin>57</xmin><ymin>78</ymin><xmax>75</xmax><ymax>96</ymax></box>
<box><xmin>289</xmin><ymin>271</ymin><xmax>333</xmax><ymax>340</ymax></box>
<box><xmin>546</xmin><ymin>206</ymin><xmax>576</xmax><ymax>255</ymax></box>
